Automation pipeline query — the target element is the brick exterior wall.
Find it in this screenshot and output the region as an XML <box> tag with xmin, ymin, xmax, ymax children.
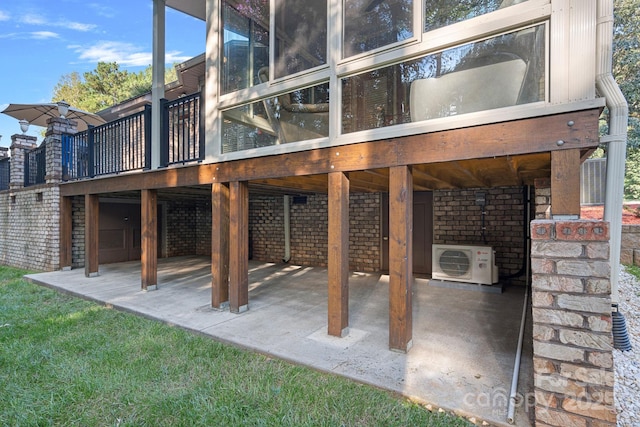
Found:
<box><xmin>71</xmin><ymin>196</ymin><xmax>85</xmax><ymax>268</ymax></box>
<box><xmin>620</xmin><ymin>225</ymin><xmax>640</xmax><ymax>266</ymax></box>
<box><xmin>433</xmin><ymin>186</ymin><xmax>528</xmax><ymax>282</ymax></box>
<box><xmin>0</xmin><ymin>185</ymin><xmax>60</xmax><ymax>271</ymax></box>
<box><xmin>530</xmin><ymin>219</ymin><xmax>616</xmax><ymax>427</ymax></box>
<box><xmin>249</xmin><ymin>193</ymin><xmax>381</xmax><ymax>272</ymax></box>
<box><xmin>165</xmin><ymin>200</ymin><xmax>199</xmax><ymax>257</ymax></box>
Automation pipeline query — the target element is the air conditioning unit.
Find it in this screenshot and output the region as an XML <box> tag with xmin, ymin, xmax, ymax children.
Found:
<box><xmin>432</xmin><ymin>244</ymin><xmax>499</xmax><ymax>285</ymax></box>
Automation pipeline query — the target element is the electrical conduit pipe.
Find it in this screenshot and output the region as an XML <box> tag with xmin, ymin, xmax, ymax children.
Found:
<box><xmin>283</xmin><ymin>195</ymin><xmax>291</xmax><ymax>263</ymax></box>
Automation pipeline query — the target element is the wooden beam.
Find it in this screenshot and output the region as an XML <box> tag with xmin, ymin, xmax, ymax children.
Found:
<box><xmin>211</xmin><ymin>182</ymin><xmax>230</xmax><ymax>309</ymax></box>
<box><xmin>551</xmin><ymin>149</ymin><xmax>581</xmax><ymax>217</ymax></box>
<box><xmin>328</xmin><ymin>171</ymin><xmax>349</xmax><ymax>337</ymax></box>
<box><xmin>141</xmin><ymin>189</ymin><xmax>158</xmax><ymax>290</ymax></box>
<box><xmin>388</xmin><ymin>166</ymin><xmax>413</xmax><ymax>352</ymax></box>
<box><xmin>229</xmin><ymin>181</ymin><xmax>249</xmax><ymax>313</ymax></box>
<box><xmin>84</xmin><ymin>194</ymin><xmax>99</xmax><ymax>277</ymax></box>
<box><xmin>60</xmin><ymin>196</ymin><xmax>72</xmax><ymax>270</ymax></box>
<box><xmin>452</xmin><ymin>161</ymin><xmax>490</xmax><ymax>187</ymax></box>
<box><xmin>59</xmin><ymin>109</ymin><xmax>601</xmax><ymax>197</ymax></box>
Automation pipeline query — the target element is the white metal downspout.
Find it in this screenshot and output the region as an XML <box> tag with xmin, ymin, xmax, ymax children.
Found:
<box><xmin>283</xmin><ymin>195</ymin><xmax>291</xmax><ymax>263</ymax></box>
<box><xmin>596</xmin><ymin>0</ymin><xmax>629</xmax><ymax>307</ymax></box>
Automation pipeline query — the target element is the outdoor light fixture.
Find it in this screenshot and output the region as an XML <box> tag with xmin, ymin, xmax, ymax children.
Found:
<box><xmin>57</xmin><ymin>100</ymin><xmax>70</xmax><ymax>118</ymax></box>
<box><xmin>19</xmin><ymin>119</ymin><xmax>29</xmax><ymax>134</ymax></box>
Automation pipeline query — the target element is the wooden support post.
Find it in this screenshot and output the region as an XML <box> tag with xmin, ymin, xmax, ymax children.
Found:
<box><xmin>229</xmin><ymin>181</ymin><xmax>249</xmax><ymax>313</ymax></box>
<box><xmin>141</xmin><ymin>189</ymin><xmax>158</xmax><ymax>290</ymax></box>
<box><xmin>328</xmin><ymin>171</ymin><xmax>349</xmax><ymax>337</ymax></box>
<box><xmin>84</xmin><ymin>194</ymin><xmax>99</xmax><ymax>277</ymax></box>
<box><xmin>551</xmin><ymin>149</ymin><xmax>581</xmax><ymax>217</ymax></box>
<box><xmin>60</xmin><ymin>196</ymin><xmax>73</xmax><ymax>270</ymax></box>
<box><xmin>388</xmin><ymin>166</ymin><xmax>413</xmax><ymax>352</ymax></box>
<box><xmin>211</xmin><ymin>182</ymin><xmax>230</xmax><ymax>309</ymax></box>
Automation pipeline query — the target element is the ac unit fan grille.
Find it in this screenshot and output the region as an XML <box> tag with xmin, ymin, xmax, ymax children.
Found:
<box><xmin>438</xmin><ymin>250</ymin><xmax>471</xmax><ymax>277</ymax></box>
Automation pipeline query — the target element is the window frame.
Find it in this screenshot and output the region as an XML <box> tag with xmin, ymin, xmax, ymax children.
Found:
<box><xmin>214</xmin><ymin>0</ymin><xmax>554</xmax><ymax>159</ymax></box>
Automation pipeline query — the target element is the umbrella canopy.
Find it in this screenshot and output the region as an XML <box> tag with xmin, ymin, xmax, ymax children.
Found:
<box><xmin>1</xmin><ymin>102</ymin><xmax>106</xmax><ymax>132</ymax></box>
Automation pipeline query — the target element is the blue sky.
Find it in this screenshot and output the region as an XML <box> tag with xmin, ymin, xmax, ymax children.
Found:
<box><xmin>0</xmin><ymin>1</ymin><xmax>205</xmax><ymax>147</ymax></box>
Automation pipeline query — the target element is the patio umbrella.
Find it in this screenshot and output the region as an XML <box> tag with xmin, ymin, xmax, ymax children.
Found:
<box><xmin>1</xmin><ymin>102</ymin><xmax>106</xmax><ymax>132</ymax></box>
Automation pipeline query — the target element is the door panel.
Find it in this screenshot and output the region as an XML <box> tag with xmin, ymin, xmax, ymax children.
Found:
<box><xmin>99</xmin><ymin>202</ymin><xmax>142</xmax><ymax>264</ymax></box>
<box><xmin>381</xmin><ymin>192</ymin><xmax>433</xmax><ymax>275</ymax></box>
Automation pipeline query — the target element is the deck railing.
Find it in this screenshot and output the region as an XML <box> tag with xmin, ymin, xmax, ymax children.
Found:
<box><xmin>63</xmin><ymin>106</ymin><xmax>151</xmax><ymax>180</ymax></box>
<box><xmin>62</xmin><ymin>92</ymin><xmax>204</xmax><ymax>181</ymax></box>
<box><xmin>162</xmin><ymin>92</ymin><xmax>204</xmax><ymax>166</ymax></box>
<box><xmin>0</xmin><ymin>158</ymin><xmax>10</xmax><ymax>190</ymax></box>
<box><xmin>24</xmin><ymin>143</ymin><xmax>46</xmax><ymax>187</ymax></box>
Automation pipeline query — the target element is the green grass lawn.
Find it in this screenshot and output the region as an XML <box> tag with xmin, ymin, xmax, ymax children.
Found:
<box><xmin>0</xmin><ymin>266</ymin><xmax>470</xmax><ymax>427</ymax></box>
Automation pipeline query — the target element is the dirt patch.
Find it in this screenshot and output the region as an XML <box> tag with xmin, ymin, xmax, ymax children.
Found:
<box><xmin>581</xmin><ymin>204</ymin><xmax>640</xmax><ymax>224</ymax></box>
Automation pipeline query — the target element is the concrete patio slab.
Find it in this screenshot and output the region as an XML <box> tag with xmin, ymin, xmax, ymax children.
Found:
<box><xmin>26</xmin><ymin>256</ymin><xmax>534</xmax><ymax>427</ymax></box>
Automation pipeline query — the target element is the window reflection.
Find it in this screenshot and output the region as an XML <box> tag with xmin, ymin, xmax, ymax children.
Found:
<box><xmin>222</xmin><ymin>81</ymin><xmax>330</xmax><ymax>153</ymax></box>
<box><xmin>342</xmin><ymin>25</ymin><xmax>545</xmax><ymax>133</ymax></box>
<box><xmin>424</xmin><ymin>0</ymin><xmax>530</xmax><ymax>32</ymax></box>
<box><xmin>343</xmin><ymin>0</ymin><xmax>413</xmax><ymax>58</ymax></box>
<box><xmin>221</xmin><ymin>0</ymin><xmax>270</xmax><ymax>95</ymax></box>
<box><xmin>274</xmin><ymin>0</ymin><xmax>327</xmax><ymax>78</ymax></box>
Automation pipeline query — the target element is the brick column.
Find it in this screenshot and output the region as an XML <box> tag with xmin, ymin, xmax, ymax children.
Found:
<box><xmin>9</xmin><ymin>134</ymin><xmax>38</xmax><ymax>189</ymax></box>
<box><xmin>45</xmin><ymin>117</ymin><xmax>78</xmax><ymax>183</ymax></box>
<box><xmin>534</xmin><ymin>178</ymin><xmax>551</xmax><ymax>220</ymax></box>
<box><xmin>0</xmin><ymin>147</ymin><xmax>8</xmax><ymax>159</ymax></box>
<box><xmin>531</xmin><ymin>219</ymin><xmax>616</xmax><ymax>427</ymax></box>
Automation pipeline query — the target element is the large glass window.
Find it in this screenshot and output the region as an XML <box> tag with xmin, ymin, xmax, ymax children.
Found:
<box><xmin>222</xmin><ymin>82</ymin><xmax>330</xmax><ymax>153</ymax></box>
<box><xmin>343</xmin><ymin>0</ymin><xmax>414</xmax><ymax>58</ymax></box>
<box><xmin>341</xmin><ymin>25</ymin><xmax>545</xmax><ymax>133</ymax></box>
<box><xmin>221</xmin><ymin>0</ymin><xmax>270</xmax><ymax>95</ymax></box>
<box><xmin>274</xmin><ymin>0</ymin><xmax>327</xmax><ymax>78</ymax></box>
<box><xmin>424</xmin><ymin>0</ymin><xmax>530</xmax><ymax>33</ymax></box>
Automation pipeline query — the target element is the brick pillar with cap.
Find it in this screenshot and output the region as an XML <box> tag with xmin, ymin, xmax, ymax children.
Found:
<box><xmin>9</xmin><ymin>134</ymin><xmax>38</xmax><ymax>190</ymax></box>
<box><xmin>531</xmin><ymin>219</ymin><xmax>616</xmax><ymax>426</ymax></box>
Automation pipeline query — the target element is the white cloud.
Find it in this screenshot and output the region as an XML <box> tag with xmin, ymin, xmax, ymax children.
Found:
<box><xmin>71</xmin><ymin>41</ymin><xmax>191</xmax><ymax>67</ymax></box>
<box><xmin>31</xmin><ymin>31</ymin><xmax>60</xmax><ymax>40</ymax></box>
<box><xmin>18</xmin><ymin>12</ymin><xmax>95</xmax><ymax>32</ymax></box>
<box><xmin>0</xmin><ymin>10</ymin><xmax>10</xmax><ymax>21</ymax></box>
<box><xmin>21</xmin><ymin>13</ymin><xmax>46</xmax><ymax>25</ymax></box>
<box><xmin>65</xmin><ymin>21</ymin><xmax>97</xmax><ymax>32</ymax></box>
<box><xmin>87</xmin><ymin>3</ymin><xmax>116</xmax><ymax>19</ymax></box>
<box><xmin>0</xmin><ymin>31</ymin><xmax>60</xmax><ymax>40</ymax></box>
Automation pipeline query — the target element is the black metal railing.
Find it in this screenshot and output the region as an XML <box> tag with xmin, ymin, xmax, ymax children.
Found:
<box><xmin>0</xmin><ymin>158</ymin><xmax>10</xmax><ymax>190</ymax></box>
<box><xmin>92</xmin><ymin>107</ymin><xmax>151</xmax><ymax>176</ymax></box>
<box><xmin>63</xmin><ymin>106</ymin><xmax>151</xmax><ymax>180</ymax></box>
<box><xmin>24</xmin><ymin>143</ymin><xmax>46</xmax><ymax>187</ymax></box>
<box><xmin>162</xmin><ymin>92</ymin><xmax>204</xmax><ymax>166</ymax></box>
<box><xmin>62</xmin><ymin>92</ymin><xmax>204</xmax><ymax>181</ymax></box>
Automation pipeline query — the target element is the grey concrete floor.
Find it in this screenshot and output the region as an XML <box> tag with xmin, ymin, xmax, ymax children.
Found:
<box><xmin>26</xmin><ymin>256</ymin><xmax>534</xmax><ymax>427</ymax></box>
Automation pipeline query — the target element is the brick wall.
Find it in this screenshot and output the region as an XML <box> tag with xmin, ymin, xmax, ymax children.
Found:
<box><xmin>0</xmin><ymin>185</ymin><xmax>61</xmax><ymax>271</ymax></box>
<box><xmin>71</xmin><ymin>196</ymin><xmax>85</xmax><ymax>268</ymax></box>
<box><xmin>621</xmin><ymin>225</ymin><xmax>640</xmax><ymax>266</ymax></box>
<box><xmin>165</xmin><ymin>200</ymin><xmax>199</xmax><ymax>257</ymax></box>
<box><xmin>530</xmin><ymin>219</ymin><xmax>616</xmax><ymax>427</ymax></box>
<box><xmin>433</xmin><ymin>186</ymin><xmax>528</xmax><ymax>281</ymax></box>
<box><xmin>249</xmin><ymin>193</ymin><xmax>381</xmax><ymax>272</ymax></box>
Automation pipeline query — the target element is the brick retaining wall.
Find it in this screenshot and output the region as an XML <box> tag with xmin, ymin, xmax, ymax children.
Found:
<box><xmin>0</xmin><ymin>185</ymin><xmax>61</xmax><ymax>271</ymax></box>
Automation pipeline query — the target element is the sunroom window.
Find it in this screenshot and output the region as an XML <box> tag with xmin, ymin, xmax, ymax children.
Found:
<box><xmin>424</xmin><ymin>0</ymin><xmax>531</xmax><ymax>32</ymax></box>
<box><xmin>343</xmin><ymin>0</ymin><xmax>414</xmax><ymax>58</ymax></box>
<box><xmin>221</xmin><ymin>0</ymin><xmax>270</xmax><ymax>95</ymax></box>
<box><xmin>222</xmin><ymin>82</ymin><xmax>330</xmax><ymax>153</ymax></box>
<box><xmin>341</xmin><ymin>24</ymin><xmax>545</xmax><ymax>134</ymax></box>
<box><xmin>274</xmin><ymin>0</ymin><xmax>328</xmax><ymax>78</ymax></box>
